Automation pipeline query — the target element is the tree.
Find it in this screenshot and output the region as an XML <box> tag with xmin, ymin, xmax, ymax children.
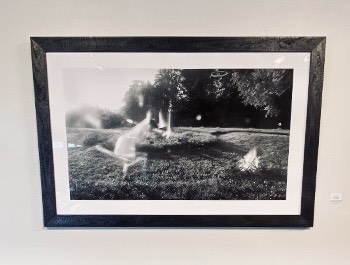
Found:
<box><xmin>178</xmin><ymin>69</ymin><xmax>293</xmax><ymax>127</ymax></box>
<box><xmin>121</xmin><ymin>80</ymin><xmax>153</xmax><ymax>122</ymax></box>
<box><xmin>121</xmin><ymin>68</ymin><xmax>293</xmax><ymax>130</ymax></box>
<box><xmin>230</xmin><ymin>69</ymin><xmax>293</xmax><ymax>117</ymax></box>
<box><xmin>100</xmin><ymin>109</ymin><xmax>126</xmax><ymax>129</ymax></box>
<box><xmin>176</xmin><ymin>69</ymin><xmax>218</xmax><ymax>125</ymax></box>
<box><xmin>152</xmin><ymin>69</ymin><xmax>187</xmax><ymax>134</ymax></box>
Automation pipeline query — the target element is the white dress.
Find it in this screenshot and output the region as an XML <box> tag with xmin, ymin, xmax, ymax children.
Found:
<box><xmin>114</xmin><ymin>113</ymin><xmax>151</xmax><ymax>163</ymax></box>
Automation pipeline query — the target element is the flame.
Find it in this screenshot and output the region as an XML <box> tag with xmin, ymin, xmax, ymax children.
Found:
<box><xmin>238</xmin><ymin>147</ymin><xmax>260</xmax><ymax>172</ymax></box>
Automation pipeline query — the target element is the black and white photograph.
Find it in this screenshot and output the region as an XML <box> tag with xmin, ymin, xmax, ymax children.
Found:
<box><xmin>64</xmin><ymin>67</ymin><xmax>293</xmax><ymax>201</ymax></box>
<box><xmin>31</xmin><ymin>37</ymin><xmax>325</xmax><ymax>227</ymax></box>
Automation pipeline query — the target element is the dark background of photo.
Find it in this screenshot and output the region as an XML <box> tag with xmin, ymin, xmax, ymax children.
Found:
<box><xmin>66</xmin><ymin>69</ymin><xmax>293</xmax><ymax>130</ymax></box>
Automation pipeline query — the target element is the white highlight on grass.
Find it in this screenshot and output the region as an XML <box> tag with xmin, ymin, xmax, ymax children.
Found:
<box><xmin>238</xmin><ymin>147</ymin><xmax>260</xmax><ymax>172</ymax></box>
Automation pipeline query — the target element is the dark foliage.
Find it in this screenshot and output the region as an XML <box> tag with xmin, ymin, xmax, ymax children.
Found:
<box><xmin>121</xmin><ymin>69</ymin><xmax>293</xmax><ymax>129</ymax></box>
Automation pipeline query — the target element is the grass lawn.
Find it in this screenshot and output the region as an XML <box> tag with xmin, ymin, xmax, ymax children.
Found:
<box><xmin>67</xmin><ymin>127</ymin><xmax>289</xmax><ymax>200</ymax></box>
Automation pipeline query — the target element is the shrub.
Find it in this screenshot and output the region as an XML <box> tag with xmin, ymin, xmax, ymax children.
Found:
<box><xmin>66</xmin><ymin>106</ymin><xmax>127</xmax><ymax>129</ymax></box>
<box><xmin>82</xmin><ymin>131</ymin><xmax>110</xmax><ymax>147</ymax></box>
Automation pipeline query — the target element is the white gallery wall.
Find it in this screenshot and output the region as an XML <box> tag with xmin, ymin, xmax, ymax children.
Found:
<box><xmin>0</xmin><ymin>1</ymin><xmax>349</xmax><ymax>264</ymax></box>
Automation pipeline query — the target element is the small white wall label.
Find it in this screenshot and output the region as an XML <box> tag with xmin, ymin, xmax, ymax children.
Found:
<box><xmin>330</xmin><ymin>193</ymin><xmax>342</xmax><ymax>203</ymax></box>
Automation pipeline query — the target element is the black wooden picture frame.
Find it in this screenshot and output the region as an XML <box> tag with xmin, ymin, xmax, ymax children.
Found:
<box><xmin>31</xmin><ymin>37</ymin><xmax>326</xmax><ymax>228</ymax></box>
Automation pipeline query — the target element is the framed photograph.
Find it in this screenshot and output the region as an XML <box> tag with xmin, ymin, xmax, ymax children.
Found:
<box><xmin>31</xmin><ymin>37</ymin><xmax>326</xmax><ymax>227</ymax></box>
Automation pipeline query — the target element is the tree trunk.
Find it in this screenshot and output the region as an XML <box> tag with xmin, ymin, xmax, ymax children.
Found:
<box><xmin>158</xmin><ymin>109</ymin><xmax>167</xmax><ymax>129</ymax></box>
